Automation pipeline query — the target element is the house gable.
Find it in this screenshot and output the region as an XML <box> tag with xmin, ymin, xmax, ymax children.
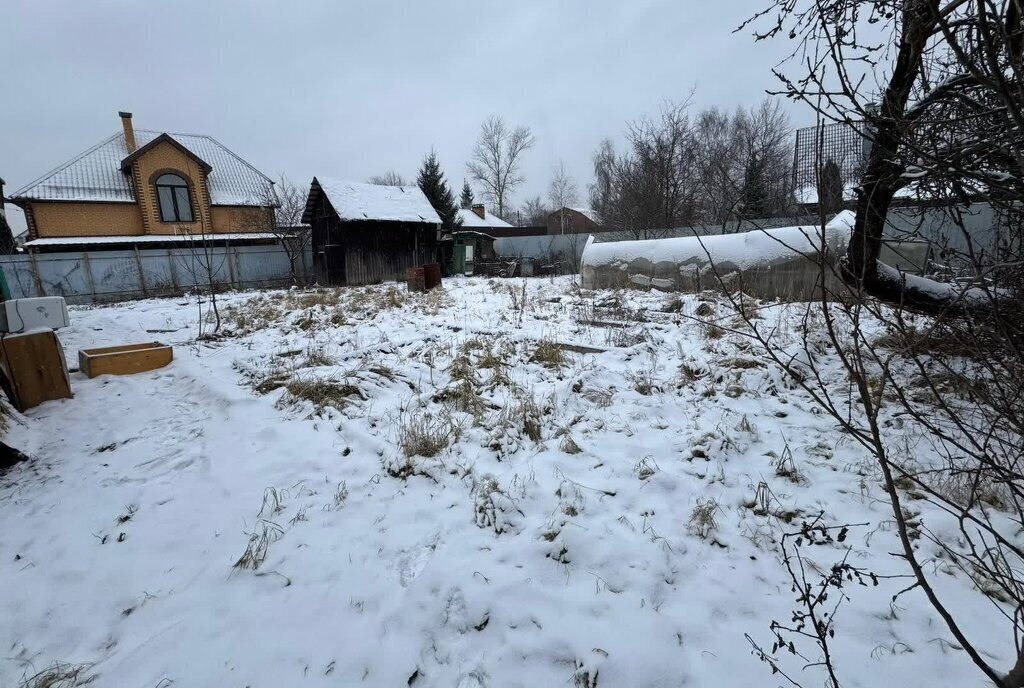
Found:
<box><xmin>125</xmin><ymin>137</ymin><xmax>214</xmax><ymax>235</ymax></box>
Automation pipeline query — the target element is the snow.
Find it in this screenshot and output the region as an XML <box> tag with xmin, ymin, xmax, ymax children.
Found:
<box><xmin>315</xmin><ymin>177</ymin><xmax>441</xmax><ymax>224</ymax></box>
<box><xmin>582</xmin><ymin>210</ymin><xmax>856</xmax><ymax>271</ymax></box>
<box><xmin>0</xmin><ymin>276</ymin><xmax>1014</xmax><ymax>687</ymax></box>
<box><xmin>457</xmin><ymin>208</ymin><xmax>511</xmax><ymax>229</ymax></box>
<box><xmin>23</xmin><ymin>232</ymin><xmax>281</xmax><ymax>247</ymax></box>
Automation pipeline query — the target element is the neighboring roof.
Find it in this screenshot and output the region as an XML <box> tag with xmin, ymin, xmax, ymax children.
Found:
<box><xmin>23</xmin><ymin>232</ymin><xmax>279</xmax><ymax>248</ymax></box>
<box><xmin>452</xmin><ymin>229</ymin><xmax>495</xmax><ymax>239</ymax></box>
<box><xmin>552</xmin><ymin>206</ymin><xmax>602</xmax><ymax>224</ymax></box>
<box><xmin>305</xmin><ymin>177</ymin><xmax>441</xmax><ymax>224</ymax></box>
<box><xmin>456</xmin><ymin>207</ymin><xmax>512</xmax><ymax>228</ymax></box>
<box><xmin>11</xmin><ymin>129</ymin><xmax>275</xmax><ymax>206</ymax></box>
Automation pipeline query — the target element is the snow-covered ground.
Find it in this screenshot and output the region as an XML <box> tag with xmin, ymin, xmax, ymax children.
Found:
<box><xmin>0</xmin><ymin>277</ymin><xmax>1011</xmax><ymax>687</ymax></box>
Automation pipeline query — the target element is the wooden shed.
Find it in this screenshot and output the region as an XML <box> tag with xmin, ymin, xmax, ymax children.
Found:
<box><xmin>302</xmin><ymin>177</ymin><xmax>441</xmax><ymax>286</ymax></box>
<box><xmin>446</xmin><ymin>230</ymin><xmax>495</xmax><ymax>275</ymax></box>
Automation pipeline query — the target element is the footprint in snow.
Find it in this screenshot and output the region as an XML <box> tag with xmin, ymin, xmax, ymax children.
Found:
<box><xmin>397</xmin><ymin>535</ymin><xmax>439</xmax><ymax>587</ymax></box>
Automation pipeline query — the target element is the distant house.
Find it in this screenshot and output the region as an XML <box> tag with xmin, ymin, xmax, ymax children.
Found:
<box><xmin>547</xmin><ymin>207</ymin><xmax>601</xmax><ymax>235</ymax></box>
<box><xmin>302</xmin><ymin>177</ymin><xmax>441</xmax><ymax>286</ymax></box>
<box><xmin>9</xmin><ymin>112</ymin><xmax>278</xmax><ymax>252</ymax></box>
<box><xmin>457</xmin><ymin>204</ymin><xmax>510</xmax><ymax>231</ymax></box>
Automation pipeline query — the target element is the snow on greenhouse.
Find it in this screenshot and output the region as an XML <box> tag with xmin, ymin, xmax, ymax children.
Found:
<box><xmin>580</xmin><ymin>211</ymin><xmax>856</xmax><ymax>299</ymax></box>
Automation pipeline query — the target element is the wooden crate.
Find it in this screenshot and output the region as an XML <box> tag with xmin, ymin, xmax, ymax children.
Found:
<box><xmin>78</xmin><ymin>342</ymin><xmax>173</xmax><ymax>379</ymax></box>
<box><xmin>0</xmin><ymin>329</ymin><xmax>73</xmax><ymax>411</ymax></box>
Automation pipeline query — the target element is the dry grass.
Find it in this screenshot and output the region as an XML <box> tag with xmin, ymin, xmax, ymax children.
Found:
<box><xmin>559</xmin><ymin>435</ymin><xmax>583</xmax><ymax>454</ymax></box>
<box><xmin>687</xmin><ymin>497</ymin><xmax>720</xmax><ymax>539</ymax></box>
<box><xmin>18</xmin><ymin>663</ymin><xmax>94</xmax><ymax>688</ymax></box>
<box><xmin>530</xmin><ymin>339</ymin><xmax>566</xmax><ymax>368</ymax></box>
<box><xmin>399</xmin><ymin>411</ymin><xmax>454</xmax><ymax>458</ymax></box>
<box><xmin>663</xmin><ymin>297</ymin><xmax>684</xmax><ymax>313</ymax></box>
<box><xmin>233</xmin><ymin>520</ymin><xmax>284</xmax><ymax>571</ymax></box>
<box><xmin>282</xmin><ymin>378</ymin><xmax>363</xmax><ymax>411</ymax></box>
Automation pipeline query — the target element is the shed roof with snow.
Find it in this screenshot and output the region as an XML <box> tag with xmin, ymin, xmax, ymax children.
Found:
<box><xmin>303</xmin><ymin>177</ymin><xmax>441</xmax><ymax>225</ymax></box>
<box><xmin>10</xmin><ymin>130</ymin><xmax>274</xmax><ymax>206</ymax></box>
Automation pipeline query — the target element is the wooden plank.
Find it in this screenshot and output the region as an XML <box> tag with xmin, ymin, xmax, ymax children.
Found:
<box><xmin>0</xmin><ymin>330</ymin><xmax>72</xmax><ymax>411</ymax></box>
<box><xmin>78</xmin><ymin>342</ymin><xmax>173</xmax><ymax>378</ymax></box>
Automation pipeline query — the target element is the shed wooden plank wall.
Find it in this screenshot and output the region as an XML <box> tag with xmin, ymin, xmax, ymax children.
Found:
<box><xmin>344</xmin><ymin>224</ymin><xmax>435</xmax><ymax>285</ymax></box>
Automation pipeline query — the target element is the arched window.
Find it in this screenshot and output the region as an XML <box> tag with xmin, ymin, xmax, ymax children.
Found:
<box><xmin>155</xmin><ymin>173</ymin><xmax>194</xmax><ymax>223</ymax></box>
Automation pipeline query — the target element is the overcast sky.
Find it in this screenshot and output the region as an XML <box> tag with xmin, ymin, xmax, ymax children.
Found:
<box><xmin>1</xmin><ymin>0</ymin><xmax>813</xmax><ymax>232</ymax></box>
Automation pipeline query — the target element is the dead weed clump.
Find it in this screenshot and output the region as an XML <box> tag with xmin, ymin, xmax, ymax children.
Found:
<box><xmin>687</xmin><ymin>497</ymin><xmax>720</xmax><ymax>539</ymax></box>
<box><xmin>399</xmin><ymin>411</ymin><xmax>455</xmax><ymax>459</ymax></box>
<box><xmin>233</xmin><ymin>519</ymin><xmax>285</xmax><ymax>571</ymax></box>
<box><xmin>17</xmin><ymin>663</ymin><xmax>96</xmax><ymax>688</ymax></box>
<box><xmin>530</xmin><ymin>339</ymin><xmax>566</xmax><ymax>368</ymax></box>
<box><xmin>282</xmin><ymin>378</ymin><xmax>363</xmax><ymax>412</ymax></box>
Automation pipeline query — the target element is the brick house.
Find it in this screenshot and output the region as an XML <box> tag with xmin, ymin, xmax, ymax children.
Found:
<box><xmin>547</xmin><ymin>206</ymin><xmax>601</xmax><ymax>235</ymax></box>
<box><xmin>9</xmin><ymin>112</ymin><xmax>277</xmax><ymax>252</ymax></box>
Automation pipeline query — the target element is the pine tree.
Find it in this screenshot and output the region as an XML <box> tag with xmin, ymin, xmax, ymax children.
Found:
<box><xmin>417</xmin><ymin>150</ymin><xmax>461</xmax><ymax>229</ymax></box>
<box><xmin>460</xmin><ymin>180</ymin><xmax>474</xmax><ymax>209</ymax></box>
<box><xmin>0</xmin><ymin>213</ymin><xmax>15</xmax><ymax>255</ymax></box>
<box><xmin>740</xmin><ymin>153</ymin><xmax>771</xmax><ymax>219</ymax></box>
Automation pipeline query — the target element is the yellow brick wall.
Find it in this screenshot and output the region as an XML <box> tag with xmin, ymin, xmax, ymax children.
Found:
<box><xmin>30</xmin><ymin>203</ymin><xmax>144</xmax><ymax>237</ymax></box>
<box><xmin>211</xmin><ymin>206</ymin><xmax>274</xmax><ymax>233</ymax></box>
<box><xmin>131</xmin><ymin>139</ymin><xmax>214</xmax><ymax>235</ymax></box>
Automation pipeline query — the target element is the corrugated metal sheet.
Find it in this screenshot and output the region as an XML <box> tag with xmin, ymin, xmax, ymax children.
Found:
<box><xmin>11</xmin><ymin>130</ymin><xmax>274</xmax><ymax>206</ymax></box>
<box><xmin>0</xmin><ymin>244</ymin><xmax>312</xmax><ymax>304</ymax></box>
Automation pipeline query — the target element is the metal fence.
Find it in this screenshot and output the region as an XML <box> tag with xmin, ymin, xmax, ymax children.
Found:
<box><xmin>493</xmin><ymin>234</ymin><xmax>591</xmax><ymax>272</ymax></box>
<box><xmin>0</xmin><ymin>243</ymin><xmax>313</xmax><ymax>305</ymax></box>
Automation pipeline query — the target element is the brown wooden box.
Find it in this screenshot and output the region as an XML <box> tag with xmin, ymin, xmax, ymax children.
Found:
<box><xmin>78</xmin><ymin>342</ymin><xmax>173</xmax><ymax>378</ymax></box>
<box><xmin>0</xmin><ymin>330</ymin><xmax>73</xmax><ymax>411</ymax></box>
<box><xmin>406</xmin><ymin>266</ymin><xmax>426</xmax><ymax>292</ymax></box>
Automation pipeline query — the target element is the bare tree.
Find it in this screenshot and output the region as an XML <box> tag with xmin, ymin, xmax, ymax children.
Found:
<box><xmin>466</xmin><ymin>115</ymin><xmax>535</xmax><ymax>218</ymax></box>
<box><xmin>548</xmin><ymin>161</ymin><xmax>579</xmax><ymax>234</ymax></box>
<box><xmin>244</xmin><ymin>175</ymin><xmax>310</xmax><ymax>285</ymax></box>
<box><xmin>367</xmin><ymin>171</ymin><xmax>408</xmax><ymax>186</ymax></box>
<box><xmin>520</xmin><ymin>196</ymin><xmax>550</xmax><ymax>226</ymax></box>
<box><xmin>734</xmin><ymin>2</ymin><xmax>1024</xmax><ymax>685</ymax></box>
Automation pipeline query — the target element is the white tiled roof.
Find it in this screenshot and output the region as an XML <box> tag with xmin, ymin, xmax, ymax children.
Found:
<box><xmin>456</xmin><ymin>207</ymin><xmax>512</xmax><ymax>228</ymax></box>
<box><xmin>11</xmin><ymin>129</ymin><xmax>274</xmax><ymax>206</ymax></box>
<box><xmin>314</xmin><ymin>177</ymin><xmax>441</xmax><ymax>224</ymax></box>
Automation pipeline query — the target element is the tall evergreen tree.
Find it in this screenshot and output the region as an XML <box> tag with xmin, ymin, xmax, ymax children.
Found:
<box><xmin>0</xmin><ymin>213</ymin><xmax>15</xmax><ymax>255</ymax></box>
<box><xmin>417</xmin><ymin>150</ymin><xmax>461</xmax><ymax>229</ymax></box>
<box><xmin>740</xmin><ymin>153</ymin><xmax>770</xmax><ymax>219</ymax></box>
<box><xmin>460</xmin><ymin>180</ymin><xmax>474</xmax><ymax>209</ymax></box>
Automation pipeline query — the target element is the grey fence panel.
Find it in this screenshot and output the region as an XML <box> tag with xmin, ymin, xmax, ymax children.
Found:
<box><xmin>494</xmin><ymin>234</ymin><xmax>591</xmax><ymax>264</ymax></box>
<box><xmin>0</xmin><ymin>242</ymin><xmax>315</xmax><ymax>305</ymax></box>
<box><xmin>3</xmin><ymin>256</ymin><xmax>40</xmax><ymax>300</ymax></box>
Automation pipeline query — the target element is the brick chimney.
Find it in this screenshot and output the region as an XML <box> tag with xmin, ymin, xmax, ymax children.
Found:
<box><xmin>119</xmin><ymin>111</ymin><xmax>137</xmax><ymax>153</ymax></box>
<box><xmin>471</xmin><ymin>203</ymin><xmax>486</xmax><ymax>220</ymax></box>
